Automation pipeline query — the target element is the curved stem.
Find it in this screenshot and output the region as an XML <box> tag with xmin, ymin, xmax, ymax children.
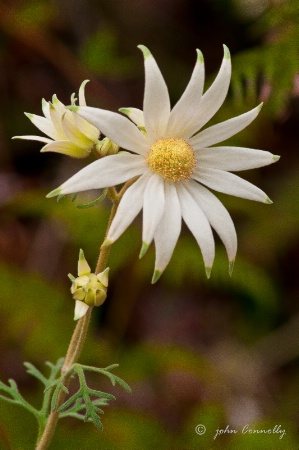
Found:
<box><xmin>36</xmin><ymin>180</ymin><xmax>135</xmax><ymax>450</ymax></box>
<box><xmin>36</xmin><ymin>202</ymin><xmax>117</xmax><ymax>449</ymax></box>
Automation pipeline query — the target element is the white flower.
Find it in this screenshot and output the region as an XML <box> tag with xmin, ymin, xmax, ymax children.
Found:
<box><xmin>47</xmin><ymin>45</ymin><xmax>279</xmax><ymax>282</ymax></box>
<box><xmin>13</xmin><ymin>81</ymin><xmax>102</xmax><ymax>158</ymax></box>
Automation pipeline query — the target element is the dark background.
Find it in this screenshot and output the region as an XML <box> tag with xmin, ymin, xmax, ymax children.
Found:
<box><xmin>0</xmin><ymin>0</ymin><xmax>299</xmax><ymax>448</ymax></box>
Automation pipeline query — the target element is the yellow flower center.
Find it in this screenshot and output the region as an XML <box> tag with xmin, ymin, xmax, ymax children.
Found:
<box><xmin>146</xmin><ymin>138</ymin><xmax>196</xmax><ymax>182</ymax></box>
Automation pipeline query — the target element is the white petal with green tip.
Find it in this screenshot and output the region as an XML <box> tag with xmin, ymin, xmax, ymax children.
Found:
<box><xmin>52</xmin><ymin>153</ymin><xmax>147</xmax><ymax>196</ymax></box>
<box><xmin>42</xmin><ymin>99</ymin><xmax>51</xmax><ymax>120</ymax></box>
<box><xmin>25</xmin><ymin>113</ymin><xmax>57</xmax><ymax>140</ymax></box>
<box><xmin>166</xmin><ymin>49</ymin><xmax>205</xmax><ymax>138</ymax></box>
<box><xmin>77</xmin><ymin>107</ymin><xmax>149</xmax><ymax>156</ymax></box>
<box><xmin>40</xmin><ymin>140</ymin><xmax>89</xmax><ymax>158</ymax></box>
<box><xmin>190</xmin><ymin>103</ymin><xmax>262</xmax><ymax>149</ymax></box>
<box><xmin>185</xmin><ymin>45</ymin><xmax>231</xmax><ymax>136</ymax></box>
<box><xmin>51</xmin><ymin>94</ymin><xmax>67</xmax><ymax>116</ymax></box>
<box><xmin>138</xmin><ymin>45</ymin><xmax>171</xmax><ymax>144</ymax></box>
<box><xmin>119</xmin><ymin>107</ymin><xmax>145</xmax><ymax>128</ymax></box>
<box><xmin>195</xmin><ymin>146</ymin><xmax>278</xmax><ymax>171</ymax></box>
<box><xmin>177</xmin><ymin>184</ymin><xmax>215</xmax><ymax>270</ymax></box>
<box><xmin>78</xmin><ymin>80</ymin><xmax>89</xmax><ymax>106</ymax></box>
<box><xmin>192</xmin><ymin>167</ymin><xmax>270</xmax><ymax>203</ymax></box>
<box><xmin>184</xmin><ymin>180</ymin><xmax>237</xmax><ymax>263</ymax></box>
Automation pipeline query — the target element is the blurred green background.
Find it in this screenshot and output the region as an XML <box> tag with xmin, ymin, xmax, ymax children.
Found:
<box><xmin>0</xmin><ymin>0</ymin><xmax>299</xmax><ymax>449</ymax></box>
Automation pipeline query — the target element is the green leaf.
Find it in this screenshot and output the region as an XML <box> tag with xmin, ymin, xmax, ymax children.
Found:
<box><xmin>50</xmin><ymin>362</ymin><xmax>131</xmax><ymax>430</ymax></box>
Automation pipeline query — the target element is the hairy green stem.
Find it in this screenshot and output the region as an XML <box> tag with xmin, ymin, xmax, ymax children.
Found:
<box><xmin>35</xmin><ymin>181</ymin><xmax>133</xmax><ymax>450</ymax></box>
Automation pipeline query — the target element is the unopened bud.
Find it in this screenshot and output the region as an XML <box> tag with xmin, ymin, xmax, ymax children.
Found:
<box><xmin>95</xmin><ymin>137</ymin><xmax>119</xmax><ymax>157</ymax></box>
<box><xmin>69</xmin><ymin>250</ymin><xmax>109</xmax><ymax>320</ymax></box>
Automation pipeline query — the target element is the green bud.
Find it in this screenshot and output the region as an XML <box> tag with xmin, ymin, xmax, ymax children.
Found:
<box><xmin>70</xmin><ymin>250</ymin><xmax>109</xmax><ymax>319</ymax></box>
<box><xmin>95</xmin><ymin>137</ymin><xmax>119</xmax><ymax>157</ymax></box>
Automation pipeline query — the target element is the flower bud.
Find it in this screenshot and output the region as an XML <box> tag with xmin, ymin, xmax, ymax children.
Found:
<box><xmin>95</xmin><ymin>137</ymin><xmax>119</xmax><ymax>157</ymax></box>
<box><xmin>69</xmin><ymin>250</ymin><xmax>109</xmax><ymax>320</ymax></box>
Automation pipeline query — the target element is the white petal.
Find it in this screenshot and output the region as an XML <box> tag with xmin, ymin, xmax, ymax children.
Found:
<box><xmin>119</xmin><ymin>108</ymin><xmax>145</xmax><ymax>128</ymax></box>
<box><xmin>192</xmin><ymin>167</ymin><xmax>271</xmax><ymax>203</ymax></box>
<box><xmin>177</xmin><ymin>184</ymin><xmax>215</xmax><ymax>270</ymax></box>
<box><xmin>166</xmin><ymin>49</ymin><xmax>205</xmax><ymax>138</ymax></box>
<box><xmin>40</xmin><ymin>140</ymin><xmax>90</xmax><ymax>158</ymax></box>
<box><xmin>49</xmin><ymin>105</ymin><xmax>68</xmax><ymax>140</ymax></box>
<box><xmin>42</xmin><ymin>99</ymin><xmax>51</xmax><ymax>120</ymax></box>
<box><xmin>184</xmin><ymin>180</ymin><xmax>237</xmax><ymax>263</ymax></box>
<box><xmin>12</xmin><ymin>135</ymin><xmax>53</xmax><ymax>144</ymax></box>
<box><xmin>186</xmin><ymin>45</ymin><xmax>231</xmax><ymax>137</ymax></box>
<box><xmin>79</xmin><ymin>80</ymin><xmax>89</xmax><ymax>106</ymax></box>
<box><xmin>77</xmin><ymin>107</ymin><xmax>149</xmax><ymax>156</ymax></box>
<box><xmin>61</xmin><ymin>111</ymin><xmax>94</xmax><ymax>149</ymax></box>
<box><xmin>190</xmin><ymin>104</ymin><xmax>263</xmax><ymax>149</ymax></box>
<box><xmin>73</xmin><ymin>113</ymin><xmax>100</xmax><ymax>142</ymax></box>
<box><xmin>51</xmin><ymin>95</ymin><xmax>67</xmax><ymax>116</ymax></box>
<box><xmin>74</xmin><ymin>301</ymin><xmax>89</xmax><ymax>321</ymax></box>
<box><xmin>153</xmin><ymin>183</ymin><xmax>181</xmax><ymax>278</ymax></box>
<box><xmin>52</xmin><ymin>153</ymin><xmax>147</xmax><ymax>196</ymax></box>
<box><xmin>195</xmin><ymin>146</ymin><xmax>278</xmax><ymax>171</ymax></box>
<box><xmin>138</xmin><ymin>45</ymin><xmax>171</xmax><ymax>144</ymax></box>
<box><xmin>142</xmin><ymin>174</ymin><xmax>165</xmax><ymax>246</ymax></box>
<box><xmin>106</xmin><ymin>173</ymin><xmax>150</xmax><ymax>243</ymax></box>
<box><xmin>24</xmin><ymin>113</ymin><xmax>57</xmax><ymax>140</ymax></box>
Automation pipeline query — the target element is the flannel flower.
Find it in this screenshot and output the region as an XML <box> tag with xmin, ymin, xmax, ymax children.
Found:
<box><xmin>47</xmin><ymin>45</ymin><xmax>279</xmax><ymax>282</ymax></box>
<box><xmin>12</xmin><ymin>81</ymin><xmax>113</xmax><ymax>158</ymax></box>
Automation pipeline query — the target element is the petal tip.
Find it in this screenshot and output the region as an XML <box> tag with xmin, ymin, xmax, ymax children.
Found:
<box><xmin>205</xmin><ymin>266</ymin><xmax>212</xmax><ymax>279</ymax></box>
<box><xmin>67</xmin><ymin>105</ymin><xmax>80</xmax><ymax>113</ymax></box>
<box><xmin>80</xmin><ymin>79</ymin><xmax>90</xmax><ymax>88</ymax></box>
<box><xmin>265</xmin><ymin>197</ymin><xmax>273</xmax><ymax>205</ymax></box>
<box><xmin>196</xmin><ymin>49</ymin><xmax>204</xmax><ymax>63</ymax></box>
<box><xmin>24</xmin><ymin>112</ymin><xmax>34</xmax><ymax>120</ymax></box>
<box><xmin>151</xmin><ymin>269</ymin><xmax>162</xmax><ymax>284</ymax></box>
<box><xmin>229</xmin><ymin>260</ymin><xmax>235</xmax><ymax>276</ymax></box>
<box><xmin>119</xmin><ymin>107</ymin><xmax>130</xmax><ymax>116</ymax></box>
<box><xmin>223</xmin><ymin>44</ymin><xmax>230</xmax><ymax>60</ymax></box>
<box><xmin>137</xmin><ymin>45</ymin><xmax>152</xmax><ymax>59</ymax></box>
<box><xmin>273</xmin><ymin>155</ymin><xmax>280</xmax><ymax>162</ymax></box>
<box><xmin>139</xmin><ymin>241</ymin><xmax>150</xmax><ymax>259</ymax></box>
<box><xmin>46</xmin><ymin>187</ymin><xmax>61</xmax><ymax>198</ymax></box>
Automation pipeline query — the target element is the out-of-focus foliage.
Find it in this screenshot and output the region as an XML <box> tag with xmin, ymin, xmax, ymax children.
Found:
<box><xmin>1</xmin><ymin>0</ymin><xmax>299</xmax><ymax>448</ymax></box>
<box><xmin>231</xmin><ymin>1</ymin><xmax>299</xmax><ymax>113</ymax></box>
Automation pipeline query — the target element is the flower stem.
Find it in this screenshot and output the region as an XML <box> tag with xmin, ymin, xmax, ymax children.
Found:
<box><xmin>35</xmin><ymin>180</ymin><xmax>135</xmax><ymax>450</ymax></box>
<box><xmin>35</xmin><ymin>193</ymin><xmax>120</xmax><ymax>450</ymax></box>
